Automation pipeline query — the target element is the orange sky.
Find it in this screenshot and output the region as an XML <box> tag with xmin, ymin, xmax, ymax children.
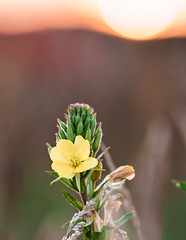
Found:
<box><xmin>0</xmin><ymin>0</ymin><xmax>186</xmax><ymax>40</ymax></box>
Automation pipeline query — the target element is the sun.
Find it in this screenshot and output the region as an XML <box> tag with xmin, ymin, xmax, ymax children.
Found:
<box><xmin>98</xmin><ymin>0</ymin><xmax>176</xmax><ymax>40</ymax></box>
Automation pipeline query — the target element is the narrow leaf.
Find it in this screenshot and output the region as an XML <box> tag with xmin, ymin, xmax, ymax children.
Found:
<box><xmin>75</xmin><ymin>173</ymin><xmax>81</xmax><ymax>193</ymax></box>
<box><xmin>50</xmin><ymin>176</ymin><xmax>62</xmax><ymax>185</ymax></box>
<box><xmin>97</xmin><ymin>147</ymin><xmax>110</xmax><ymax>161</ymax></box>
<box><xmin>85</xmin><ymin>170</ymin><xmax>93</xmax><ymax>186</ymax></box>
<box><xmin>114</xmin><ymin>211</ymin><xmax>133</xmax><ymax>227</ymax></box>
<box><xmin>98</xmin><ymin>188</ymin><xmax>114</xmax><ymax>211</ymax></box>
<box><xmin>90</xmin><ymin>179</ymin><xmax>109</xmax><ymax>199</ymax></box>
<box><xmin>62</xmin><ymin>189</ymin><xmax>83</xmax><ymax>211</ymax></box>
<box><xmin>46</xmin><ymin>171</ymin><xmax>76</xmax><ymax>191</ymax></box>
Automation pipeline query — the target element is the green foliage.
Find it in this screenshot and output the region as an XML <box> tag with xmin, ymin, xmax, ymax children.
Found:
<box><xmin>75</xmin><ymin>173</ymin><xmax>81</xmax><ymax>193</ymax></box>
<box><xmin>46</xmin><ymin>171</ymin><xmax>77</xmax><ymax>192</ymax></box>
<box><xmin>114</xmin><ymin>211</ymin><xmax>133</xmax><ymax>227</ymax></box>
<box><xmin>90</xmin><ymin>180</ymin><xmax>109</xmax><ymax>200</ymax></box>
<box><xmin>92</xmin><ymin>226</ymin><xmax>113</xmax><ymax>240</ymax></box>
<box><xmin>172</xmin><ymin>179</ymin><xmax>186</xmax><ymax>191</ymax></box>
<box><xmin>62</xmin><ymin>189</ymin><xmax>83</xmax><ymax>211</ymax></box>
<box><xmin>83</xmin><ymin>225</ymin><xmax>92</xmax><ymax>240</ymax></box>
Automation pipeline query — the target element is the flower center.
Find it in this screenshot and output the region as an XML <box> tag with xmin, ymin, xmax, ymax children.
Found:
<box><xmin>70</xmin><ymin>157</ymin><xmax>84</xmax><ymax>168</ymax></box>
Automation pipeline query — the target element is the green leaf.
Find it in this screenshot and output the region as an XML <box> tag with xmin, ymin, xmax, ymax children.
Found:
<box><xmin>50</xmin><ymin>176</ymin><xmax>62</xmax><ymax>185</ymax></box>
<box><xmin>75</xmin><ymin>173</ymin><xmax>81</xmax><ymax>193</ymax></box>
<box><xmin>83</xmin><ymin>225</ymin><xmax>92</xmax><ymax>240</ymax></box>
<box><xmin>92</xmin><ymin>227</ymin><xmax>113</xmax><ymax>240</ymax></box>
<box><xmin>95</xmin><ymin>198</ymin><xmax>101</xmax><ymax>212</ymax></box>
<box><xmin>92</xmin><ymin>232</ymin><xmax>101</xmax><ymax>240</ymax></box>
<box><xmin>62</xmin><ymin>189</ymin><xmax>83</xmax><ymax>211</ymax></box>
<box><xmin>85</xmin><ymin>170</ymin><xmax>94</xmax><ymax>186</ymax></box>
<box><xmin>100</xmin><ymin>225</ymin><xmax>113</xmax><ymax>233</ymax></box>
<box><xmin>62</xmin><ymin>219</ymin><xmax>86</xmax><ymax>228</ymax></box>
<box><xmin>100</xmin><ymin>230</ymin><xmax>111</xmax><ymax>240</ymax></box>
<box><xmin>98</xmin><ymin>188</ymin><xmax>114</xmax><ymax>211</ymax></box>
<box><xmin>172</xmin><ymin>179</ymin><xmax>186</xmax><ymax>191</ymax></box>
<box><xmin>97</xmin><ymin>147</ymin><xmax>110</xmax><ymax>161</ymax></box>
<box><xmin>114</xmin><ymin>211</ymin><xmax>133</xmax><ymax>227</ymax></box>
<box><xmin>90</xmin><ymin>179</ymin><xmax>109</xmax><ymax>200</ymax></box>
<box><xmin>46</xmin><ymin>171</ymin><xmax>76</xmax><ymax>191</ymax></box>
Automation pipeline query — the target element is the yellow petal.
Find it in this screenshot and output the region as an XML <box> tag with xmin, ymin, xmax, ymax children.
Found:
<box><xmin>74</xmin><ymin>135</ymin><xmax>90</xmax><ymax>161</ymax></box>
<box><xmin>56</xmin><ymin>139</ymin><xmax>75</xmax><ymax>160</ymax></box>
<box><xmin>74</xmin><ymin>157</ymin><xmax>98</xmax><ymax>173</ymax></box>
<box><xmin>50</xmin><ymin>147</ymin><xmax>68</xmax><ymax>163</ymax></box>
<box><xmin>51</xmin><ymin>162</ymin><xmax>75</xmax><ymax>179</ymax></box>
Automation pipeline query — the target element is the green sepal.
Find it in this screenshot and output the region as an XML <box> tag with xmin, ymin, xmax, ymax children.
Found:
<box><xmin>57</xmin><ymin>124</ymin><xmax>67</xmax><ymax>139</ymax></box>
<box><xmin>62</xmin><ymin>189</ymin><xmax>83</xmax><ymax>211</ymax></box>
<box><xmin>172</xmin><ymin>179</ymin><xmax>186</xmax><ymax>191</ymax></box>
<box><xmin>55</xmin><ymin>133</ymin><xmax>60</xmax><ymax>143</ymax></box>
<box><xmin>67</xmin><ymin>117</ymin><xmax>75</xmax><ymax>132</ymax></box>
<box><xmin>90</xmin><ymin>179</ymin><xmax>109</xmax><ymax>200</ymax></box>
<box><xmin>67</xmin><ymin>126</ymin><xmax>74</xmax><ymax>142</ymax></box>
<box><xmin>114</xmin><ymin>211</ymin><xmax>133</xmax><ymax>227</ymax></box>
<box><xmin>84</xmin><ymin>115</ymin><xmax>90</xmax><ymax>129</ymax></box>
<box><xmin>90</xmin><ymin>114</ymin><xmax>96</xmax><ymax>136</ymax></box>
<box><xmin>77</xmin><ymin>119</ymin><xmax>84</xmax><ymax>135</ymax></box>
<box><xmin>57</xmin><ymin>119</ymin><xmax>67</xmax><ymax>132</ymax></box>
<box><xmin>75</xmin><ymin>112</ymin><xmax>81</xmax><ymax>126</ymax></box>
<box><xmin>85</xmin><ymin>124</ymin><xmax>92</xmax><ymax>142</ymax></box>
<box><xmin>92</xmin><ymin>123</ymin><xmax>102</xmax><ymax>155</ymax></box>
<box><xmin>46</xmin><ymin>143</ymin><xmax>52</xmax><ymax>154</ymax></box>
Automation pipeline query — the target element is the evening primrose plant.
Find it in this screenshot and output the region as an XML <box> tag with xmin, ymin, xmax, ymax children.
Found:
<box><xmin>46</xmin><ymin>103</ymin><xmax>135</xmax><ymax>240</ymax></box>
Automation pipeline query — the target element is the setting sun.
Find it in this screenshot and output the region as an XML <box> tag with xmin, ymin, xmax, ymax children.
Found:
<box><xmin>98</xmin><ymin>0</ymin><xmax>176</xmax><ymax>39</ymax></box>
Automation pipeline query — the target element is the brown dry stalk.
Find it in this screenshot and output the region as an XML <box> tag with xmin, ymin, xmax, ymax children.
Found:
<box><xmin>101</xmin><ymin>142</ymin><xmax>144</xmax><ymax>240</ymax></box>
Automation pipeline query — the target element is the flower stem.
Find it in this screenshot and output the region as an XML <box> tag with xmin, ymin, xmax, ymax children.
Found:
<box><xmin>80</xmin><ymin>176</ymin><xmax>87</xmax><ymax>206</ymax></box>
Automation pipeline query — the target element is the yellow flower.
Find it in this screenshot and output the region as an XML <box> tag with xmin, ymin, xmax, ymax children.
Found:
<box><xmin>50</xmin><ymin>135</ymin><xmax>98</xmax><ymax>179</ymax></box>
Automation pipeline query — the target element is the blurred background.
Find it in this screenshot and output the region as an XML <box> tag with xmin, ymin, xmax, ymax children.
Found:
<box><xmin>0</xmin><ymin>1</ymin><xmax>186</xmax><ymax>240</ymax></box>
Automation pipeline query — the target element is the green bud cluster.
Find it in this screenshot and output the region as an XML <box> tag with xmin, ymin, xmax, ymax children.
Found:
<box><xmin>56</xmin><ymin>103</ymin><xmax>103</xmax><ymax>156</ymax></box>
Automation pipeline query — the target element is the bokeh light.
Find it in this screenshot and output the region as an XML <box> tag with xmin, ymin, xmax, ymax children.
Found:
<box><xmin>98</xmin><ymin>0</ymin><xmax>177</xmax><ymax>39</ymax></box>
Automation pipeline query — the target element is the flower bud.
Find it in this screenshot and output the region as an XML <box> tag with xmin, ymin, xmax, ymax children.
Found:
<box><xmin>90</xmin><ymin>114</ymin><xmax>96</xmax><ymax>136</ymax></box>
<box><xmin>75</xmin><ymin>112</ymin><xmax>81</xmax><ymax>126</ymax></box>
<box><xmin>77</xmin><ymin>119</ymin><xmax>83</xmax><ymax>135</ymax></box>
<box><xmin>91</xmin><ymin>162</ymin><xmax>102</xmax><ymax>181</ymax></box>
<box><xmin>110</xmin><ymin>165</ymin><xmax>135</xmax><ymax>180</ymax></box>
<box><xmin>93</xmin><ymin>123</ymin><xmax>102</xmax><ymax>154</ymax></box>
<box><xmin>57</xmin><ymin>124</ymin><xmax>67</xmax><ymax>139</ymax></box>
<box><xmin>85</xmin><ymin>124</ymin><xmax>91</xmax><ymax>142</ymax></box>
<box><xmin>67</xmin><ymin>126</ymin><xmax>74</xmax><ymax>142</ymax></box>
<box><xmin>84</xmin><ymin>115</ymin><xmax>90</xmax><ymax>128</ymax></box>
